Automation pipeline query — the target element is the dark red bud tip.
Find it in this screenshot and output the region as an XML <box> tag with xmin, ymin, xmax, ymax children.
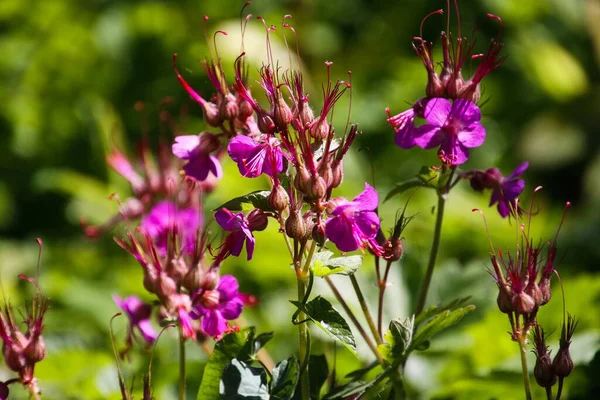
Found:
<box><xmin>565</xmin><ymin>201</ymin><xmax>572</xmax><ymax>208</ymax></box>
<box><xmin>487</xmin><ymin>13</ymin><xmax>502</xmax><ymax>22</ymax></box>
<box><xmin>0</xmin><ymin>381</ymin><xmax>10</xmax><ymax>399</ymax></box>
<box><xmin>284</xmin><ymin>14</ymin><xmax>292</xmax><ymax>19</ymax></box>
<box><xmin>247</xmin><ymin>209</ymin><xmax>269</xmax><ymax>232</ymax></box>
<box><xmin>204</xmin><ymin>15</ymin><xmax>209</xmax><ymax>21</ymax></box>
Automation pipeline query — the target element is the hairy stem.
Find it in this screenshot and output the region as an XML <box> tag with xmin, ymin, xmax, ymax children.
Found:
<box><xmin>325</xmin><ymin>276</ymin><xmax>384</xmax><ymax>365</ymax></box>
<box><xmin>349</xmin><ymin>274</ymin><xmax>383</xmax><ymax>345</ymax></box>
<box><xmin>519</xmin><ymin>338</ymin><xmax>533</xmax><ymax>400</ymax></box>
<box><xmin>179</xmin><ymin>326</ymin><xmax>186</xmax><ymax>400</ymax></box>
<box><xmin>415</xmin><ymin>192</ymin><xmax>447</xmax><ymax>316</ymax></box>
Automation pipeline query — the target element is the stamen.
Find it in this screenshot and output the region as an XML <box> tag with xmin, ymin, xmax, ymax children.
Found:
<box><xmin>35</xmin><ymin>238</ymin><xmax>43</xmax><ymax>281</ymax></box>
<box><xmin>240</xmin><ymin>2</ymin><xmax>252</xmax><ymax>52</ymax></box>
<box><xmin>472</xmin><ymin>208</ymin><xmax>496</xmax><ymax>255</ymax></box>
<box><xmin>487</xmin><ymin>13</ymin><xmax>503</xmax><ymax>42</ymax></box>
<box><xmin>212</xmin><ymin>30</ymin><xmax>228</xmax><ymax>63</ymax></box>
<box><xmin>203</xmin><ymin>16</ymin><xmax>215</xmax><ymax>60</ymax></box>
<box><xmin>553</xmin><ymin>201</ymin><xmax>571</xmax><ymax>245</ymax></box>
<box><xmin>419</xmin><ymin>9</ymin><xmax>444</xmax><ymax>39</ymax></box>
<box><xmin>283</xmin><ymin>18</ymin><xmax>302</xmax><ymax>74</ymax></box>
<box><xmin>282</xmin><ymin>15</ymin><xmax>293</xmax><ymax>70</ymax></box>
<box><xmin>527</xmin><ymin>186</ymin><xmax>543</xmax><ymax>239</ymax></box>
<box><xmin>344</xmin><ymin>70</ymin><xmax>353</xmax><ymax>136</ymax></box>
<box><xmin>453</xmin><ymin>0</ymin><xmax>462</xmax><ymax>41</ymax></box>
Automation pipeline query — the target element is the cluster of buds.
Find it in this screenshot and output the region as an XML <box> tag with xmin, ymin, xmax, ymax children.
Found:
<box><xmin>487</xmin><ymin>197</ymin><xmax>570</xmax><ymax>339</ymax></box>
<box><xmin>0</xmin><ymin>241</ymin><xmax>47</xmax><ymax>399</ymax></box>
<box><xmin>386</xmin><ymin>1</ymin><xmax>504</xmax><ymax>166</ymax></box>
<box><xmin>532</xmin><ymin>315</ymin><xmax>577</xmax><ymax>397</ymax></box>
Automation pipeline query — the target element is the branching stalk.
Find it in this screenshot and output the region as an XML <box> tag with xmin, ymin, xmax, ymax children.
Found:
<box><xmin>349</xmin><ymin>274</ymin><xmax>383</xmax><ymax>345</ymax></box>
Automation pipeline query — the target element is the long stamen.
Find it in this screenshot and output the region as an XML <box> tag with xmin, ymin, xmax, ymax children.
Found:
<box><xmin>487</xmin><ymin>13</ymin><xmax>504</xmax><ymax>42</ymax></box>
<box><xmin>240</xmin><ymin>2</ymin><xmax>252</xmax><ymax>52</ymax></box>
<box><xmin>420</xmin><ymin>9</ymin><xmax>444</xmax><ymax>38</ymax></box>
<box><xmin>203</xmin><ymin>16</ymin><xmax>215</xmax><ymax>60</ymax></box>
<box><xmin>453</xmin><ymin>0</ymin><xmax>462</xmax><ymax>41</ymax></box>
<box><xmin>527</xmin><ymin>185</ymin><xmax>543</xmax><ymax>240</ymax></box>
<box><xmin>553</xmin><ymin>201</ymin><xmax>571</xmax><ymax>245</ymax></box>
<box><xmin>282</xmin><ymin>15</ymin><xmax>293</xmax><ymax>70</ymax></box>
<box><xmin>472</xmin><ymin>208</ymin><xmax>496</xmax><ymax>255</ymax></box>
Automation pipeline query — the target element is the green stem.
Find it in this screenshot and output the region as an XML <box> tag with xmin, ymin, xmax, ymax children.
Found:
<box><xmin>297</xmin><ymin>274</ymin><xmax>310</xmax><ymax>400</ymax></box>
<box><xmin>349</xmin><ymin>274</ymin><xmax>383</xmax><ymax>345</ymax></box>
<box><xmin>519</xmin><ymin>338</ymin><xmax>533</xmax><ymax>400</ymax></box>
<box><xmin>179</xmin><ymin>327</ymin><xmax>186</xmax><ymax>400</ymax></box>
<box><xmin>415</xmin><ymin>192</ymin><xmax>447</xmax><ymax>316</ymax></box>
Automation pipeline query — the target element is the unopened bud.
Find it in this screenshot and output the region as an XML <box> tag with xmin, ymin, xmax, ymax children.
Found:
<box><xmin>273</xmin><ymin>98</ymin><xmax>293</xmax><ymax>129</ymax></box>
<box><xmin>198</xmin><ymin>133</ymin><xmax>220</xmax><ymax>153</ymax></box>
<box><xmin>294</xmin><ymin>101</ymin><xmax>314</xmax><ymax>129</ymax></box>
<box><xmin>183</xmin><ymin>265</ymin><xmax>204</xmax><ymax>292</ymax></box>
<box><xmin>302</xmin><ymin>215</ymin><xmax>315</xmax><ymax>241</ymax></box>
<box><xmin>238</xmin><ymin>98</ymin><xmax>254</xmax><ymax>120</ymax></box>
<box><xmin>469</xmin><ymin>171</ymin><xmax>486</xmax><ymax>192</ymax></box>
<box><xmin>0</xmin><ymin>381</ymin><xmax>9</xmax><ymax>400</ymax></box>
<box><xmin>497</xmin><ymin>285</ymin><xmax>514</xmax><ymax>314</ymax></box>
<box><xmin>326</xmin><ymin>197</ymin><xmax>346</xmax><ymax>215</ymax></box>
<box><xmin>534</xmin><ymin>354</ymin><xmax>557</xmax><ymax>388</ymax></box>
<box><xmin>285</xmin><ymin>211</ymin><xmax>306</xmax><ymax>240</ymax></box>
<box><xmin>383</xmin><ymin>238</ymin><xmax>403</xmax><ymax>261</ymax></box>
<box><xmin>143</xmin><ymin>266</ymin><xmax>158</xmax><ymax>294</ymax></box>
<box><xmin>157</xmin><ymin>273</ymin><xmax>177</xmax><ymax>300</ymax></box>
<box><xmin>312</xmin><ymin>223</ymin><xmax>326</xmax><ymax>246</ymax></box>
<box><xmin>269</xmin><ymin>185</ymin><xmax>289</xmax><ymax>212</ymax></box>
<box><xmin>483</xmin><ymin>168</ymin><xmax>503</xmax><ymax>188</ymax></box>
<box><xmin>459</xmin><ymin>81</ymin><xmax>481</xmax><ymax>103</ymax></box>
<box><xmin>512</xmin><ymin>292</ymin><xmax>535</xmax><ymax>315</ymax></box>
<box><xmin>201</xmin><ymin>290</ymin><xmax>220</xmax><ymax>309</ymax></box>
<box><xmin>247</xmin><ymin>209</ymin><xmax>268</xmax><ymax>232</ymax></box>
<box><xmin>445</xmin><ymin>71</ymin><xmax>465</xmax><ymax>99</ymax></box>
<box><xmin>219</xmin><ymin>93</ymin><xmax>239</xmax><ymax>121</ymax></box>
<box><xmin>306</xmin><ymin>175</ymin><xmax>327</xmax><ymax>201</ymax></box>
<box><xmin>308</xmin><ymin>119</ymin><xmax>329</xmax><ymax>140</ymax></box>
<box><xmin>552</xmin><ymin>348</ymin><xmax>574</xmax><ymax>378</ymax></box>
<box><xmin>526</xmin><ymin>282</ymin><xmax>543</xmax><ymax>308</ymax></box>
<box><xmin>331</xmin><ymin>160</ymin><xmax>344</xmax><ymax>189</ymax></box>
<box><xmin>25</xmin><ymin>335</ymin><xmax>46</xmax><ymax>363</ymax></box>
<box><xmin>539</xmin><ymin>277</ymin><xmax>551</xmax><ymax>306</ymax></box>
<box><xmin>203</xmin><ymin>102</ymin><xmax>223</xmax><ymax>127</ymax></box>
<box><xmin>4</xmin><ymin>346</ymin><xmax>26</xmax><ymax>372</ymax></box>
<box><xmin>166</xmin><ymin>257</ymin><xmax>188</xmax><ymax>284</ymax></box>
<box><xmin>294</xmin><ymin>164</ymin><xmax>311</xmax><ymax>194</ymax></box>
<box><xmin>202</xmin><ymin>269</ymin><xmax>220</xmax><ymax>290</ymax></box>
<box><xmin>122</xmin><ymin>198</ymin><xmax>144</xmax><ymax>220</ymax></box>
<box><xmin>425</xmin><ymin>72</ymin><xmax>445</xmax><ymax>98</ymax></box>
<box><xmin>318</xmin><ymin>162</ymin><xmax>333</xmax><ymax>188</ymax></box>
<box><xmin>257</xmin><ymin>114</ymin><xmax>275</xmax><ymax>134</ymax></box>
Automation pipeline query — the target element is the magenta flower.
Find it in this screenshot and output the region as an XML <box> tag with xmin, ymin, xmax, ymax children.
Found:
<box><xmin>192</xmin><ymin>275</ymin><xmax>244</xmax><ymax>337</ymax></box>
<box><xmin>489</xmin><ymin>162</ymin><xmax>528</xmax><ymax>218</ymax></box>
<box><xmin>172</xmin><ymin>134</ymin><xmax>222</xmax><ymax>182</ymax></box>
<box><xmin>386</xmin><ymin>99</ymin><xmax>427</xmax><ymax>149</ymax></box>
<box><xmin>140</xmin><ymin>201</ymin><xmax>201</xmax><ymax>255</ymax></box>
<box><xmin>215</xmin><ymin>208</ymin><xmax>255</xmax><ymax>261</ymax></box>
<box><xmin>325</xmin><ymin>183</ymin><xmax>381</xmax><ymax>253</ymax></box>
<box><xmin>227</xmin><ymin>134</ymin><xmax>285</xmax><ymax>178</ymax></box>
<box><xmin>409</xmin><ymin>98</ymin><xmax>486</xmax><ymax>165</ymax></box>
<box><xmin>113</xmin><ymin>295</ymin><xmax>157</xmax><ymax>344</ymax></box>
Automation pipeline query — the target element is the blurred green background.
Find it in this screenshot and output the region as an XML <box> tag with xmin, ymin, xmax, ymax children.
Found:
<box><xmin>1</xmin><ymin>0</ymin><xmax>599</xmax><ymax>398</ymax></box>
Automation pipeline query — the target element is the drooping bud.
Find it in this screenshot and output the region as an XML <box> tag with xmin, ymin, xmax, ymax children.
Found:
<box><xmin>203</xmin><ymin>102</ymin><xmax>223</xmax><ymax>127</ymax></box>
<box><xmin>312</xmin><ymin>222</ymin><xmax>326</xmax><ymax>246</ymax></box>
<box><xmin>269</xmin><ymin>184</ymin><xmax>289</xmax><ymax>212</ymax></box>
<box><xmin>496</xmin><ymin>285</ymin><xmax>514</xmax><ymax>314</ymax></box>
<box><xmin>330</xmin><ymin>160</ymin><xmax>344</xmax><ymax>189</ymax></box>
<box><xmin>143</xmin><ymin>266</ymin><xmax>158</xmax><ymax>294</ymax></box>
<box><xmin>257</xmin><ymin>114</ymin><xmax>276</xmax><ymax>134</ymax></box>
<box><xmin>512</xmin><ymin>291</ymin><xmax>535</xmax><ymax>315</ymax></box>
<box><xmin>238</xmin><ymin>98</ymin><xmax>254</xmax><ymax>120</ymax></box>
<box><xmin>247</xmin><ymin>209</ymin><xmax>269</xmax><ymax>232</ymax></box>
<box><xmin>198</xmin><ymin>133</ymin><xmax>221</xmax><ymax>154</ymax></box>
<box><xmin>0</xmin><ymin>381</ymin><xmax>9</xmax><ymax>400</ymax></box>
<box><xmin>285</xmin><ymin>210</ymin><xmax>306</xmax><ymax>240</ymax></box>
<box><xmin>469</xmin><ymin>171</ymin><xmax>486</xmax><ymax>192</ymax></box>
<box><xmin>24</xmin><ymin>335</ymin><xmax>46</xmax><ymax>363</ymax></box>
<box><xmin>273</xmin><ymin>98</ymin><xmax>293</xmax><ymax>129</ymax></box>
<box><xmin>219</xmin><ymin>93</ymin><xmax>239</xmax><ymax>121</ymax></box>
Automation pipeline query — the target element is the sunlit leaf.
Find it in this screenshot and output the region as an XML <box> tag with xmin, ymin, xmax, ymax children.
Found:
<box><xmin>214</xmin><ymin>190</ymin><xmax>273</xmax><ymax>212</ymax></box>
<box><xmin>311</xmin><ymin>250</ymin><xmax>363</xmax><ymax>277</ymax></box>
<box><xmin>270</xmin><ymin>357</ymin><xmax>299</xmax><ymax>400</ymax></box>
<box><xmin>220</xmin><ymin>358</ymin><xmax>269</xmax><ymax>399</ymax></box>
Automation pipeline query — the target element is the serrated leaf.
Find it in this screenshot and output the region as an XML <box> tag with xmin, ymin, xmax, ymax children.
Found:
<box><xmin>270</xmin><ymin>357</ymin><xmax>300</xmax><ymax>400</ymax></box>
<box><xmin>214</xmin><ymin>190</ymin><xmax>273</xmax><ymax>212</ymax></box>
<box><xmin>410</xmin><ymin>305</ymin><xmax>476</xmax><ymax>351</ymax></box>
<box><xmin>197</xmin><ymin>331</ymin><xmax>248</xmax><ymax>400</ymax></box>
<box><xmin>220</xmin><ymin>358</ymin><xmax>269</xmax><ymax>399</ymax></box>
<box><xmin>311</xmin><ymin>251</ymin><xmax>363</xmax><ymax>277</ymax></box>
<box><xmin>290</xmin><ymin>296</ymin><xmax>357</xmax><ymax>355</ymax></box>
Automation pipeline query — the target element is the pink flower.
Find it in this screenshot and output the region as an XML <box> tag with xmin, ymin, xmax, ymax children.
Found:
<box><xmin>172</xmin><ymin>134</ymin><xmax>222</xmax><ymax>182</ymax></box>
<box><xmin>408</xmin><ymin>98</ymin><xmax>486</xmax><ymax>165</ymax></box>
<box><xmin>227</xmin><ymin>134</ymin><xmax>285</xmax><ymax>178</ymax></box>
<box><xmin>192</xmin><ymin>275</ymin><xmax>244</xmax><ymax>337</ymax></box>
<box><xmin>214</xmin><ymin>209</ymin><xmax>255</xmax><ymax>261</ymax></box>
<box><xmin>113</xmin><ymin>295</ymin><xmax>157</xmax><ymax>344</ymax></box>
<box><xmin>325</xmin><ymin>183</ymin><xmax>381</xmax><ymax>253</ymax></box>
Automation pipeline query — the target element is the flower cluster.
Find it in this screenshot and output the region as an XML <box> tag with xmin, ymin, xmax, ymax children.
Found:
<box><xmin>0</xmin><ymin>270</ymin><xmax>47</xmax><ymax>399</ymax></box>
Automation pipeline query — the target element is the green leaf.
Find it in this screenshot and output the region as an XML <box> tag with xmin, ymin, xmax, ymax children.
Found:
<box><xmin>197</xmin><ymin>331</ymin><xmax>248</xmax><ymax>400</ymax></box>
<box><xmin>384</xmin><ymin>165</ymin><xmax>443</xmax><ymax>203</ymax></box>
<box><xmin>378</xmin><ymin>316</ymin><xmax>415</xmax><ymax>365</ymax></box>
<box><xmin>410</xmin><ymin>305</ymin><xmax>476</xmax><ymax>352</ymax></box>
<box><xmin>308</xmin><ymin>354</ymin><xmax>329</xmax><ymax>399</ymax></box>
<box><xmin>383</xmin><ymin>178</ymin><xmax>422</xmax><ymax>203</ymax></box>
<box><xmin>242</xmin><ymin>331</ymin><xmax>274</xmax><ymax>359</ymax></box>
<box><xmin>214</xmin><ymin>190</ymin><xmax>273</xmax><ymax>212</ymax></box>
<box><xmin>220</xmin><ymin>358</ymin><xmax>269</xmax><ymax>399</ymax></box>
<box><xmin>311</xmin><ymin>251</ymin><xmax>363</xmax><ymax>277</ymax></box>
<box><xmin>323</xmin><ymin>369</ymin><xmax>390</xmax><ymax>399</ymax></box>
<box><xmin>270</xmin><ymin>357</ymin><xmax>300</xmax><ymax>400</ymax></box>
<box><xmin>415</xmin><ymin>297</ymin><xmax>472</xmax><ymax>327</ymax></box>
<box><xmin>290</xmin><ymin>296</ymin><xmax>357</xmax><ymax>355</ymax></box>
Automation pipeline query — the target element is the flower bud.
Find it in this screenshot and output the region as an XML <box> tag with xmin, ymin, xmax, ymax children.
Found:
<box><xmin>534</xmin><ymin>354</ymin><xmax>557</xmax><ymax>388</ymax></box>
<box><xmin>483</xmin><ymin>168</ymin><xmax>503</xmax><ymax>188</ymax></box>
<box><xmin>308</xmin><ymin>119</ymin><xmax>329</xmax><ymax>140</ymax></box>
<box><xmin>496</xmin><ymin>285</ymin><xmax>514</xmax><ymax>314</ymax></box>
<box><xmin>302</xmin><ymin>214</ymin><xmax>315</xmax><ymax>242</ymax></box>
<box><xmin>325</xmin><ymin>197</ymin><xmax>346</xmax><ymax>215</ymax></box>
<box><xmin>143</xmin><ymin>266</ymin><xmax>158</xmax><ymax>294</ymax></box>
<box><xmin>4</xmin><ymin>346</ymin><xmax>26</xmax><ymax>372</ymax></box>
<box><xmin>166</xmin><ymin>257</ymin><xmax>188</xmax><ymax>284</ymax></box>
<box><xmin>539</xmin><ymin>277</ymin><xmax>551</xmax><ymax>306</ymax></box>
<box><xmin>294</xmin><ymin>102</ymin><xmax>315</xmax><ymax>130</ymax></box>
<box><xmin>183</xmin><ymin>265</ymin><xmax>204</xmax><ymax>292</ymax></box>
<box><xmin>273</xmin><ymin>98</ymin><xmax>293</xmax><ymax>129</ymax></box>
<box><xmin>0</xmin><ymin>381</ymin><xmax>9</xmax><ymax>400</ymax></box>
<box><xmin>24</xmin><ymin>335</ymin><xmax>46</xmax><ymax>363</ymax></box>
<box><xmin>203</xmin><ymin>102</ymin><xmax>223</xmax><ymax>127</ymax></box>
<box><xmin>285</xmin><ymin>211</ymin><xmax>306</xmax><ymax>240</ymax></box>
<box><xmin>312</xmin><ymin>223</ymin><xmax>326</xmax><ymax>246</ymax></box>
<box><xmin>198</xmin><ymin>133</ymin><xmax>220</xmax><ymax>154</ymax></box>
<box><xmin>201</xmin><ymin>290</ymin><xmax>221</xmax><ymax>309</ymax></box>
<box><xmin>238</xmin><ymin>98</ymin><xmax>254</xmax><ymax>120</ymax></box>
<box><xmin>318</xmin><ymin>162</ymin><xmax>333</xmax><ymax>188</ymax></box>
<box><xmin>425</xmin><ymin>72</ymin><xmax>445</xmax><ymax>98</ymax></box>
<box><xmin>469</xmin><ymin>171</ymin><xmax>486</xmax><ymax>192</ymax></box>
<box><xmin>294</xmin><ymin>164</ymin><xmax>311</xmax><ymax>194</ymax></box>
<box><xmin>306</xmin><ymin>175</ymin><xmax>327</xmax><ymax>201</ymax></box>
<box><xmin>247</xmin><ymin>209</ymin><xmax>269</xmax><ymax>232</ymax></box>
<box><xmin>269</xmin><ymin>185</ymin><xmax>289</xmax><ymax>212</ymax></box>
<box><xmin>257</xmin><ymin>114</ymin><xmax>275</xmax><ymax>134</ymax></box>
<box><xmin>219</xmin><ymin>93</ymin><xmax>239</xmax><ymax>121</ymax></box>
<box><xmin>330</xmin><ymin>160</ymin><xmax>344</xmax><ymax>189</ymax></box>
<box><xmin>552</xmin><ymin>348</ymin><xmax>573</xmax><ymax>378</ymax></box>
<box><xmin>156</xmin><ymin>273</ymin><xmax>177</xmax><ymax>300</ymax></box>
<box><xmin>383</xmin><ymin>238</ymin><xmax>403</xmax><ymax>261</ymax></box>
<box><xmin>202</xmin><ymin>269</ymin><xmax>220</xmax><ymax>290</ymax></box>
<box><xmin>512</xmin><ymin>291</ymin><xmax>535</xmax><ymax>315</ymax></box>
<box><xmin>526</xmin><ymin>281</ymin><xmax>543</xmax><ymax>308</ymax></box>
<box><xmin>445</xmin><ymin>71</ymin><xmax>465</xmax><ymax>99</ymax></box>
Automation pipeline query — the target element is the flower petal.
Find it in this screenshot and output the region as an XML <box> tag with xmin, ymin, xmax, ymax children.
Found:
<box><xmin>208</xmin><ymin>155</ymin><xmax>223</xmax><ymax>179</ymax></box>
<box><xmin>501</xmin><ymin>179</ymin><xmax>525</xmax><ymax>202</ymax></box>
<box><xmin>172</xmin><ymin>135</ymin><xmax>200</xmax><ymax>160</ymax></box>
<box><xmin>423</xmin><ymin>98</ymin><xmax>452</xmax><ymax>126</ymax></box>
<box><xmin>395</xmin><ymin>124</ymin><xmax>417</xmax><ymax>149</ymax></box>
<box><xmin>202</xmin><ymin>310</ymin><xmax>226</xmax><ymax>337</ymax></box>
<box><xmin>458</xmin><ymin>123</ymin><xmax>486</xmax><ymax>148</ymax></box>
<box><xmin>215</xmin><ymin>209</ymin><xmax>241</xmax><ymax>231</ymax></box>
<box><xmin>137</xmin><ymin>320</ymin><xmax>158</xmax><ymax>343</ymax></box>
<box><xmin>439</xmin><ymin>139</ymin><xmax>469</xmax><ymax>165</ymax></box>
<box><xmin>354</xmin><ymin>211</ymin><xmax>380</xmax><ymax>240</ymax></box>
<box><xmin>245</xmin><ymin>234</ymin><xmax>255</xmax><ymax>261</ymax></box>
<box><xmin>497</xmin><ymin>200</ymin><xmax>511</xmax><ymax>218</ymax></box>
<box><xmin>507</xmin><ymin>162</ymin><xmax>529</xmax><ymax>180</ymax></box>
<box><xmin>218</xmin><ymin>275</ymin><xmax>240</xmax><ymax>301</ymax></box>
<box><xmin>220</xmin><ymin>297</ymin><xmax>244</xmax><ymax>320</ymax></box>
<box><xmin>352</xmin><ymin>183</ymin><xmax>379</xmax><ymax>211</ymax></box>
<box><xmin>183</xmin><ymin>154</ymin><xmax>210</xmax><ymax>181</ymax></box>
<box><xmin>451</xmin><ymin>99</ymin><xmax>481</xmax><ymax>124</ymax></box>
<box><xmin>228</xmin><ymin>135</ymin><xmax>258</xmax><ymax>162</ymax></box>
<box><xmin>326</xmin><ymin>215</ymin><xmax>361</xmax><ymax>252</ymax></box>
<box><xmin>412</xmin><ymin>125</ymin><xmax>443</xmax><ymax>149</ymax></box>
